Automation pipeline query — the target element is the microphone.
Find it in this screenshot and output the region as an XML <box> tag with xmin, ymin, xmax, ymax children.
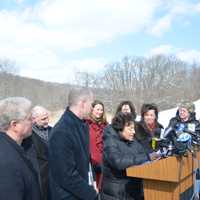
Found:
<box><xmin>163</xmin><ymin>126</ymin><xmax>174</xmax><ymax>138</ymax></box>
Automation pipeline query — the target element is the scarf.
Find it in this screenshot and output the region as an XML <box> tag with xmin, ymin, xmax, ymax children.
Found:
<box><xmin>89</xmin><ymin>113</ymin><xmax>104</xmax><ymax>124</ymax></box>
<box><xmin>146</xmin><ymin>122</ymin><xmax>156</xmax><ymax>135</ymax></box>
<box><xmin>32</xmin><ymin>124</ymin><xmax>49</xmax><ymax>142</ymax></box>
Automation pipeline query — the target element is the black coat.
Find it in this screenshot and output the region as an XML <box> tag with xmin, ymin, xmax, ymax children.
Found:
<box><xmin>22</xmin><ymin>126</ymin><xmax>51</xmax><ymax>200</ymax></box>
<box><xmin>0</xmin><ymin>132</ymin><xmax>41</xmax><ymax>200</ymax></box>
<box><xmin>32</xmin><ymin>126</ymin><xmax>51</xmax><ymax>200</ymax></box>
<box><xmin>168</xmin><ymin>111</ymin><xmax>200</xmax><ymax>135</ymax></box>
<box><xmin>101</xmin><ymin>125</ymin><xmax>149</xmax><ymax>200</ymax></box>
<box><xmin>49</xmin><ymin>108</ymin><xmax>97</xmax><ymax>200</ymax></box>
<box><xmin>135</xmin><ymin>121</ymin><xmax>163</xmax><ymax>153</ymax></box>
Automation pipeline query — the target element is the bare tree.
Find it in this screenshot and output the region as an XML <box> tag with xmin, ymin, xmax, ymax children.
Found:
<box><xmin>100</xmin><ymin>55</ymin><xmax>199</xmax><ymax>111</ymax></box>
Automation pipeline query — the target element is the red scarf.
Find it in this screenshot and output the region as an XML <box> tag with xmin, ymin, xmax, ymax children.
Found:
<box><xmin>146</xmin><ymin>122</ymin><xmax>156</xmax><ymax>134</ymax></box>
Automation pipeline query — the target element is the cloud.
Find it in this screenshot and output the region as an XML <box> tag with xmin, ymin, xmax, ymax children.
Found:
<box><xmin>19</xmin><ymin>57</ymin><xmax>106</xmax><ymax>83</ymax></box>
<box><xmin>149</xmin><ymin>15</ymin><xmax>172</xmax><ymax>37</ymax></box>
<box><xmin>0</xmin><ymin>0</ymin><xmax>199</xmax><ymax>83</ymax></box>
<box><xmin>149</xmin><ymin>44</ymin><xmax>174</xmax><ymax>55</ymax></box>
<box><xmin>15</xmin><ymin>0</ymin><xmax>24</xmax><ymax>4</ymax></box>
<box><xmin>176</xmin><ymin>50</ymin><xmax>200</xmax><ymax>64</ymax></box>
<box><xmin>148</xmin><ymin>1</ymin><xmax>200</xmax><ymax>37</ymax></box>
<box><xmin>0</xmin><ymin>0</ymin><xmax>162</xmax><ymax>83</ymax></box>
<box><xmin>149</xmin><ymin>44</ymin><xmax>200</xmax><ymax>64</ymax></box>
<box><xmin>196</xmin><ymin>3</ymin><xmax>200</xmax><ymax>12</ymax></box>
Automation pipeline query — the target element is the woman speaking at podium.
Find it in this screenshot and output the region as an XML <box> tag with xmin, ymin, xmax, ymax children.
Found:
<box><xmin>101</xmin><ymin>112</ymin><xmax>150</xmax><ymax>200</ymax></box>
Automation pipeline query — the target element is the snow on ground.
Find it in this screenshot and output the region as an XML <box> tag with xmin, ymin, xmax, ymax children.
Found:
<box><xmin>51</xmin><ymin>99</ymin><xmax>200</xmax><ymax>127</ymax></box>
<box><xmin>158</xmin><ymin>99</ymin><xmax>200</xmax><ymax>129</ymax></box>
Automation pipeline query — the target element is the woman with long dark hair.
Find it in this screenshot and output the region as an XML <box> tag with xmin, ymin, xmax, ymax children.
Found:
<box><xmin>85</xmin><ymin>100</ymin><xmax>108</xmax><ymax>190</ymax></box>
<box><xmin>115</xmin><ymin>100</ymin><xmax>137</xmax><ymax>119</ymax></box>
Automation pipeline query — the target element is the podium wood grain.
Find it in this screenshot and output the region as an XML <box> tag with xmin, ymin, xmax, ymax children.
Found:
<box><xmin>126</xmin><ymin>153</ymin><xmax>195</xmax><ymax>200</ymax></box>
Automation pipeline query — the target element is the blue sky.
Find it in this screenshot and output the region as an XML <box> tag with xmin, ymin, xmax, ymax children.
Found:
<box><xmin>0</xmin><ymin>0</ymin><xmax>200</xmax><ymax>83</ymax></box>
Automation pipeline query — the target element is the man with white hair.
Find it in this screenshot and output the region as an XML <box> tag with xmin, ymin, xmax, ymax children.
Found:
<box><xmin>31</xmin><ymin>105</ymin><xmax>52</xmax><ymax>200</ymax></box>
<box><xmin>32</xmin><ymin>106</ymin><xmax>51</xmax><ymax>141</ymax></box>
<box><xmin>49</xmin><ymin>87</ymin><xmax>99</xmax><ymax>200</ymax></box>
<box><xmin>0</xmin><ymin>97</ymin><xmax>41</xmax><ymax>200</ymax></box>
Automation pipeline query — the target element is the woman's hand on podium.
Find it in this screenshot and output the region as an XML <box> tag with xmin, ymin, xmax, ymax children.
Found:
<box><xmin>149</xmin><ymin>151</ymin><xmax>162</xmax><ymax>161</ymax></box>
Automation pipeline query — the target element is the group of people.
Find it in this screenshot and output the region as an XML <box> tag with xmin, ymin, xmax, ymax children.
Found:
<box><xmin>0</xmin><ymin>87</ymin><xmax>200</xmax><ymax>200</ymax></box>
<box><xmin>0</xmin><ymin>99</ymin><xmax>51</xmax><ymax>200</ymax></box>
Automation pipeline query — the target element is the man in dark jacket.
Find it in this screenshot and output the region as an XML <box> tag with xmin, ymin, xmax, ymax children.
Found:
<box><xmin>31</xmin><ymin>106</ymin><xmax>52</xmax><ymax>200</ymax></box>
<box><xmin>49</xmin><ymin>88</ymin><xmax>98</xmax><ymax>200</ymax></box>
<box><xmin>0</xmin><ymin>97</ymin><xmax>41</xmax><ymax>200</ymax></box>
<box><xmin>22</xmin><ymin>105</ymin><xmax>51</xmax><ymax>200</ymax></box>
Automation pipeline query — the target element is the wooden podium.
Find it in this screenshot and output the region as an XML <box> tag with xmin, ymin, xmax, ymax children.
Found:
<box><xmin>126</xmin><ymin>153</ymin><xmax>196</xmax><ymax>200</ymax></box>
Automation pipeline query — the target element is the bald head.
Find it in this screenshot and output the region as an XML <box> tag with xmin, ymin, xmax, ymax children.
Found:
<box><xmin>68</xmin><ymin>88</ymin><xmax>93</xmax><ymax>107</ymax></box>
<box><xmin>32</xmin><ymin>106</ymin><xmax>50</xmax><ymax>128</ymax></box>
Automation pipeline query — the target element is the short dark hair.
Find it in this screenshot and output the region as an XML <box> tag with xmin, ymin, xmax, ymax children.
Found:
<box><xmin>141</xmin><ymin>103</ymin><xmax>158</xmax><ymax>120</ymax></box>
<box><xmin>112</xmin><ymin>112</ymin><xmax>135</xmax><ymax>132</ymax></box>
<box><xmin>115</xmin><ymin>100</ymin><xmax>136</xmax><ymax>119</ymax></box>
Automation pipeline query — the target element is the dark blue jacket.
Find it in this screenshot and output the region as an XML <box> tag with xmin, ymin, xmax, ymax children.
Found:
<box><xmin>168</xmin><ymin>111</ymin><xmax>200</xmax><ymax>135</ymax></box>
<box><xmin>22</xmin><ymin>125</ymin><xmax>52</xmax><ymax>200</ymax></box>
<box><xmin>135</xmin><ymin>121</ymin><xmax>163</xmax><ymax>153</ymax></box>
<box><xmin>101</xmin><ymin>125</ymin><xmax>149</xmax><ymax>200</ymax></box>
<box><xmin>49</xmin><ymin>108</ymin><xmax>97</xmax><ymax>200</ymax></box>
<box><xmin>0</xmin><ymin>132</ymin><xmax>41</xmax><ymax>200</ymax></box>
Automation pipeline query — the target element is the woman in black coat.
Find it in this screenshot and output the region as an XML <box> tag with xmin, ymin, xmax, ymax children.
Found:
<box><xmin>167</xmin><ymin>101</ymin><xmax>200</xmax><ymax>136</ymax></box>
<box><xmin>101</xmin><ymin>112</ymin><xmax>149</xmax><ymax>200</ymax></box>
<box><xmin>135</xmin><ymin>103</ymin><xmax>163</xmax><ymax>154</ymax></box>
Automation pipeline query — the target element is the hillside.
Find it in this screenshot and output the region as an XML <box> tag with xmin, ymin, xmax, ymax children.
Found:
<box><xmin>0</xmin><ymin>72</ymin><xmax>72</xmax><ymax>110</ymax></box>
<box><xmin>0</xmin><ymin>72</ymin><xmax>199</xmax><ymax>117</ymax></box>
<box><xmin>0</xmin><ymin>72</ymin><xmax>111</xmax><ymax>112</ymax></box>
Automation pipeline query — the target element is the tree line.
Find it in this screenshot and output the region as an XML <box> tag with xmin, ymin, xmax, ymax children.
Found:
<box><xmin>0</xmin><ymin>55</ymin><xmax>200</xmax><ymax>113</ymax></box>
<box><xmin>75</xmin><ymin>55</ymin><xmax>200</xmax><ymax>113</ymax></box>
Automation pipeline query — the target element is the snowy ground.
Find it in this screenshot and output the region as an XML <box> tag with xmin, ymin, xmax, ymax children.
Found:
<box><xmin>158</xmin><ymin>99</ymin><xmax>200</xmax><ymax>129</ymax></box>
<box><xmin>51</xmin><ymin>99</ymin><xmax>200</xmax><ymax>127</ymax></box>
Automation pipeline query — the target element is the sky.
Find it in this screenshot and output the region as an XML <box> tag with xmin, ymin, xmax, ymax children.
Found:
<box><xmin>0</xmin><ymin>0</ymin><xmax>200</xmax><ymax>83</ymax></box>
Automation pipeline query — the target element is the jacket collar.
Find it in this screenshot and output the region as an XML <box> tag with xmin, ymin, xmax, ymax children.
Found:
<box><xmin>0</xmin><ymin>131</ymin><xmax>24</xmax><ymax>152</ymax></box>
<box><xmin>64</xmin><ymin>107</ymin><xmax>85</xmax><ymax>124</ymax></box>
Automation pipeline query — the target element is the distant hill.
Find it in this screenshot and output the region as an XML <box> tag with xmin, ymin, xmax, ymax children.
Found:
<box><xmin>0</xmin><ymin>72</ymin><xmax>72</xmax><ymax>110</ymax></box>
<box><xmin>0</xmin><ymin>72</ymin><xmax>200</xmax><ymax>115</ymax></box>
<box><xmin>0</xmin><ymin>72</ymin><xmax>111</xmax><ymax>112</ymax></box>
